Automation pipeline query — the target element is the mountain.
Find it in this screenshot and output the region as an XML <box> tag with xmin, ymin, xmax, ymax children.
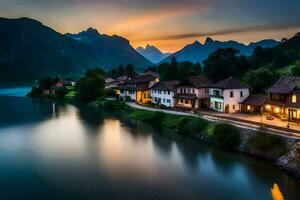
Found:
<box><xmin>0</xmin><ymin>17</ymin><xmax>152</xmax><ymax>82</ymax></box>
<box><xmin>66</xmin><ymin>28</ymin><xmax>152</xmax><ymax>70</ymax></box>
<box><xmin>0</xmin><ymin>17</ymin><xmax>99</xmax><ymax>81</ymax></box>
<box><xmin>160</xmin><ymin>37</ymin><xmax>279</xmax><ymax>64</ymax></box>
<box><xmin>136</xmin><ymin>45</ymin><xmax>171</xmax><ymax>63</ymax></box>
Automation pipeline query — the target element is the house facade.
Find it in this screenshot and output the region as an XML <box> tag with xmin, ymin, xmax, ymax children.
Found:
<box><xmin>119</xmin><ymin>74</ymin><xmax>159</xmax><ymax>103</ymax></box>
<box><xmin>174</xmin><ymin>76</ymin><xmax>212</xmax><ymax>109</ymax></box>
<box><xmin>265</xmin><ymin>76</ymin><xmax>300</xmax><ymax>122</ymax></box>
<box><xmin>209</xmin><ymin>77</ymin><xmax>249</xmax><ymax>113</ymax></box>
<box><xmin>151</xmin><ymin>81</ymin><xmax>179</xmax><ymax>107</ymax></box>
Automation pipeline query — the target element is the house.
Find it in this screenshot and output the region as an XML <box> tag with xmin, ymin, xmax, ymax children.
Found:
<box><xmin>265</xmin><ymin>76</ymin><xmax>300</xmax><ymax>122</ymax></box>
<box><xmin>42</xmin><ymin>89</ymin><xmax>55</xmax><ymax>95</ymax></box>
<box><xmin>209</xmin><ymin>77</ymin><xmax>249</xmax><ymax>113</ymax></box>
<box><xmin>240</xmin><ymin>95</ymin><xmax>266</xmax><ymax>114</ymax></box>
<box><xmin>151</xmin><ymin>81</ymin><xmax>179</xmax><ymax>107</ymax></box>
<box><xmin>105</xmin><ymin>76</ymin><xmax>128</xmax><ymax>89</ymax></box>
<box><xmin>174</xmin><ymin>75</ymin><xmax>212</xmax><ymax>109</ymax></box>
<box><xmin>119</xmin><ymin>74</ymin><xmax>159</xmax><ymax>103</ymax></box>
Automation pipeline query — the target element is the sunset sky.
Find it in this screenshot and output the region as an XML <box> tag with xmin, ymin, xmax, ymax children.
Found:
<box><xmin>1</xmin><ymin>0</ymin><xmax>300</xmax><ymax>52</ymax></box>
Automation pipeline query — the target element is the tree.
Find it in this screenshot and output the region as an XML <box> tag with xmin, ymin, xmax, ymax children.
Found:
<box><xmin>203</xmin><ymin>48</ymin><xmax>241</xmax><ymax>82</ymax></box>
<box><xmin>125</xmin><ymin>64</ymin><xmax>135</xmax><ymax>76</ymax></box>
<box><xmin>243</xmin><ymin>67</ymin><xmax>279</xmax><ymax>94</ymax></box>
<box><xmin>118</xmin><ymin>64</ymin><xmax>124</xmax><ymax>76</ymax></box>
<box><xmin>76</xmin><ymin>68</ymin><xmax>105</xmax><ymax>102</ymax></box>
<box><xmin>291</xmin><ymin>61</ymin><xmax>300</xmax><ymax>76</ymax></box>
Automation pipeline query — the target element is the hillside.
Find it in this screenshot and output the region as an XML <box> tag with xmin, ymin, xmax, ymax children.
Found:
<box><xmin>66</xmin><ymin>28</ymin><xmax>152</xmax><ymax>71</ymax></box>
<box><xmin>0</xmin><ymin>18</ymin><xmax>152</xmax><ymax>82</ymax></box>
<box><xmin>0</xmin><ymin>17</ymin><xmax>100</xmax><ymax>81</ymax></box>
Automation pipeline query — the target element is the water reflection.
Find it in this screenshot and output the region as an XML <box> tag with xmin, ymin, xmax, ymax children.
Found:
<box><xmin>0</xmin><ymin>92</ymin><xmax>299</xmax><ymax>199</ymax></box>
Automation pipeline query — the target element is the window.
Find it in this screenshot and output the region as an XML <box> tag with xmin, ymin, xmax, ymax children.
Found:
<box><xmin>205</xmin><ymin>88</ymin><xmax>209</xmax><ymax>94</ymax></box>
<box><xmin>192</xmin><ymin>89</ymin><xmax>195</xmax><ymax>93</ymax></box>
<box><xmin>184</xmin><ymin>89</ymin><xmax>186</xmax><ymax>93</ymax></box>
<box><xmin>167</xmin><ymin>91</ymin><xmax>170</xmax><ymax>95</ymax></box>
<box><xmin>185</xmin><ymin>99</ymin><xmax>189</xmax><ymax>104</ymax></box>
<box><xmin>230</xmin><ymin>91</ymin><xmax>234</xmax><ymax>98</ymax></box>
<box><xmin>233</xmin><ymin>105</ymin><xmax>235</xmax><ymax>110</ymax></box>
<box><xmin>292</xmin><ymin>94</ymin><xmax>297</xmax><ymax>103</ymax></box>
<box><xmin>164</xmin><ymin>91</ymin><xmax>166</xmax><ymax>95</ymax></box>
<box><xmin>188</xmin><ymin>89</ymin><xmax>191</xmax><ymax>93</ymax></box>
<box><xmin>240</xmin><ymin>91</ymin><xmax>243</xmax><ymax>97</ymax></box>
<box><xmin>180</xmin><ymin>88</ymin><xmax>183</xmax><ymax>93</ymax></box>
<box><xmin>215</xmin><ymin>102</ymin><xmax>221</xmax><ymax>110</ymax></box>
<box><xmin>213</xmin><ymin>90</ymin><xmax>220</xmax><ymax>96</ymax></box>
<box><xmin>167</xmin><ymin>99</ymin><xmax>171</xmax><ymax>103</ymax></box>
<box><xmin>163</xmin><ymin>99</ymin><xmax>165</xmax><ymax>103</ymax></box>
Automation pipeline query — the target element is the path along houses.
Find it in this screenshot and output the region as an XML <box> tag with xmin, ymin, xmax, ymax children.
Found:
<box><xmin>114</xmin><ymin>72</ymin><xmax>300</xmax><ymax>121</ymax></box>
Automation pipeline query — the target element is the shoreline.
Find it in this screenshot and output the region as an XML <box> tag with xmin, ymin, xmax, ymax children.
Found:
<box><xmin>120</xmin><ymin>101</ymin><xmax>300</xmax><ymax>181</ymax></box>
<box><xmin>29</xmin><ymin>95</ymin><xmax>300</xmax><ymax>181</ymax></box>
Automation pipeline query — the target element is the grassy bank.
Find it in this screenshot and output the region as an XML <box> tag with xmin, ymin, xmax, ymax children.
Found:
<box><xmin>90</xmin><ymin>99</ymin><xmax>287</xmax><ymax>155</ymax></box>
<box><xmin>89</xmin><ymin>100</ymin><xmax>290</xmax><ymax>159</ymax></box>
<box><xmin>123</xmin><ymin>105</ymin><xmax>290</xmax><ymax>159</ymax></box>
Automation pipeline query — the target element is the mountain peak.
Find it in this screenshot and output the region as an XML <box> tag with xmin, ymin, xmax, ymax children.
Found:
<box><xmin>192</xmin><ymin>40</ymin><xmax>202</xmax><ymax>45</ymax></box>
<box><xmin>81</xmin><ymin>27</ymin><xmax>101</xmax><ymax>37</ymax></box>
<box><xmin>204</xmin><ymin>37</ymin><xmax>214</xmax><ymax>45</ymax></box>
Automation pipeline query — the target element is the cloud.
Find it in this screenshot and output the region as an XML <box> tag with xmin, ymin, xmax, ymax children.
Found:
<box><xmin>141</xmin><ymin>21</ymin><xmax>300</xmax><ymax>41</ymax></box>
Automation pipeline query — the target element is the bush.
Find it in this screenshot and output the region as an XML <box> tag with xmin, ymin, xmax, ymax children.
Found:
<box><xmin>247</xmin><ymin>133</ymin><xmax>288</xmax><ymax>156</ymax></box>
<box><xmin>103</xmin><ymin>100</ymin><xmax>127</xmax><ymax>110</ymax></box>
<box><xmin>129</xmin><ymin>110</ymin><xmax>165</xmax><ymax>126</ymax></box>
<box><xmin>211</xmin><ymin>123</ymin><xmax>241</xmax><ymax>148</ymax></box>
<box><xmin>105</xmin><ymin>88</ymin><xmax>117</xmax><ymax>97</ymax></box>
<box><xmin>56</xmin><ymin>87</ymin><xmax>68</xmax><ymax>98</ymax></box>
<box><xmin>176</xmin><ymin>116</ymin><xmax>208</xmax><ymax>136</ymax></box>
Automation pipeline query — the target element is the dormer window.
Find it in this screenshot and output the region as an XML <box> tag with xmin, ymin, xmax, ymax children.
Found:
<box><xmin>292</xmin><ymin>94</ymin><xmax>297</xmax><ymax>103</ymax></box>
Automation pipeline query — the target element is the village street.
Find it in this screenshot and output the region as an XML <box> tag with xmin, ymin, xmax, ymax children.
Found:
<box><xmin>126</xmin><ymin>102</ymin><xmax>300</xmax><ymax>139</ymax></box>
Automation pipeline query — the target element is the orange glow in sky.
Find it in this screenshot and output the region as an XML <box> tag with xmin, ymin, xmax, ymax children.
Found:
<box><xmin>1</xmin><ymin>0</ymin><xmax>300</xmax><ymax>53</ymax></box>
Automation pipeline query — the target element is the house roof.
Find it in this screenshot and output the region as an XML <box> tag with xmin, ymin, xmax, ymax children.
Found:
<box><xmin>127</xmin><ymin>74</ymin><xmax>155</xmax><ymax>84</ymax></box>
<box><xmin>212</xmin><ymin>76</ymin><xmax>249</xmax><ymax>89</ymax></box>
<box><xmin>151</xmin><ymin>81</ymin><xmax>179</xmax><ymax>91</ymax></box>
<box><xmin>136</xmin><ymin>83</ymin><xmax>150</xmax><ymax>91</ymax></box>
<box><xmin>267</xmin><ymin>76</ymin><xmax>300</xmax><ymax>94</ymax></box>
<box><xmin>177</xmin><ymin>75</ymin><xmax>212</xmax><ymax>88</ymax></box>
<box><xmin>144</xmin><ymin>71</ymin><xmax>161</xmax><ymax>79</ymax></box>
<box><xmin>105</xmin><ymin>78</ymin><xmax>115</xmax><ymax>84</ymax></box>
<box><xmin>241</xmin><ymin>95</ymin><xmax>266</xmax><ymax>106</ymax></box>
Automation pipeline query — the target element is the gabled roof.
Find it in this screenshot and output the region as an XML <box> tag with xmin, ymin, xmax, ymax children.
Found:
<box><xmin>151</xmin><ymin>81</ymin><xmax>179</xmax><ymax>91</ymax></box>
<box><xmin>267</xmin><ymin>76</ymin><xmax>300</xmax><ymax>94</ymax></box>
<box><xmin>212</xmin><ymin>76</ymin><xmax>249</xmax><ymax>89</ymax></box>
<box><xmin>177</xmin><ymin>75</ymin><xmax>212</xmax><ymax>88</ymax></box>
<box><xmin>241</xmin><ymin>95</ymin><xmax>266</xmax><ymax>106</ymax></box>
<box><xmin>127</xmin><ymin>74</ymin><xmax>155</xmax><ymax>84</ymax></box>
<box><xmin>144</xmin><ymin>71</ymin><xmax>161</xmax><ymax>79</ymax></box>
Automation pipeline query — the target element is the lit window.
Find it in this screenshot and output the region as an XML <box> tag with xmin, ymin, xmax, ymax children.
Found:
<box><xmin>292</xmin><ymin>95</ymin><xmax>297</xmax><ymax>103</ymax></box>
<box><xmin>247</xmin><ymin>105</ymin><xmax>251</xmax><ymax>111</ymax></box>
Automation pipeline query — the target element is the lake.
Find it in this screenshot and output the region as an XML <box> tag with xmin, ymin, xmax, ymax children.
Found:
<box><xmin>0</xmin><ymin>87</ymin><xmax>299</xmax><ymax>200</ymax></box>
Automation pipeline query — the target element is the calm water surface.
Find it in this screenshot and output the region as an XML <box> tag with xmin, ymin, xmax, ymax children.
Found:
<box><xmin>0</xmin><ymin>87</ymin><xmax>299</xmax><ymax>200</ymax></box>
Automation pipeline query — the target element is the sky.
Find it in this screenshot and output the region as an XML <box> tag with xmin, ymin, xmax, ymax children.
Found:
<box><xmin>0</xmin><ymin>0</ymin><xmax>300</xmax><ymax>53</ymax></box>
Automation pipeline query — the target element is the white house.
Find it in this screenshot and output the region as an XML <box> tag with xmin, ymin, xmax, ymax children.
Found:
<box><xmin>209</xmin><ymin>76</ymin><xmax>249</xmax><ymax>113</ymax></box>
<box><xmin>175</xmin><ymin>76</ymin><xmax>212</xmax><ymax>109</ymax></box>
<box><xmin>151</xmin><ymin>81</ymin><xmax>179</xmax><ymax>107</ymax></box>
